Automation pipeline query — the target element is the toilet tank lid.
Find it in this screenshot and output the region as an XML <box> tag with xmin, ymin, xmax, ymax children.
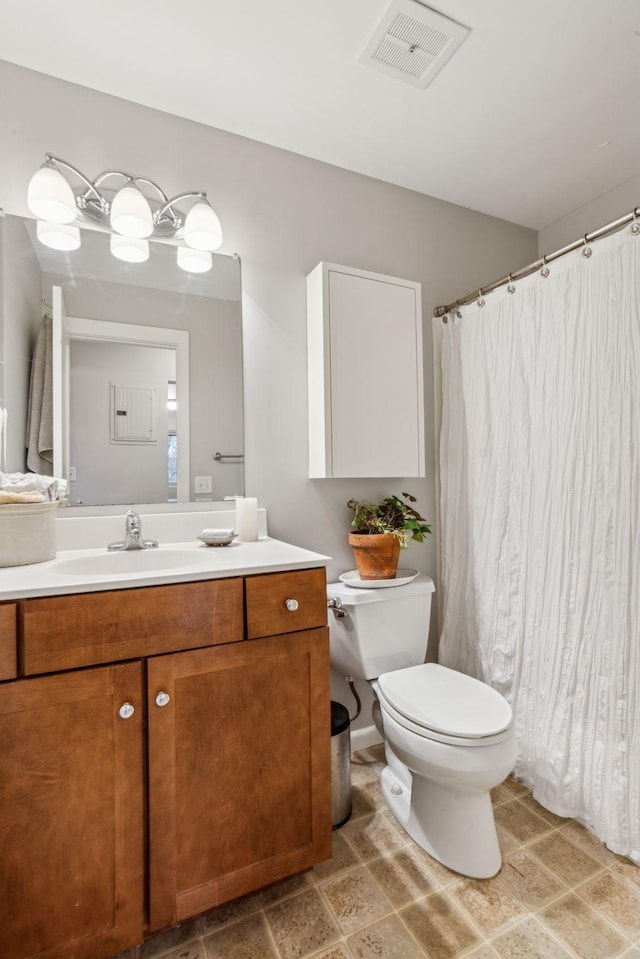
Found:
<box><xmin>377</xmin><ymin>663</ymin><xmax>512</xmax><ymax>739</ymax></box>
<box><xmin>327</xmin><ymin>574</ymin><xmax>435</xmax><ymax>606</ymax></box>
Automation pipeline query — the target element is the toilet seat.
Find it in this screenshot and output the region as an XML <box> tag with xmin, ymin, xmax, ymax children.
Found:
<box><xmin>376</xmin><ymin>663</ymin><xmax>513</xmax><ymax>747</ymax></box>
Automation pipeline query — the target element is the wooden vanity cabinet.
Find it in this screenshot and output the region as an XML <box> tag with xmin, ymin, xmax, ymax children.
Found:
<box><xmin>0</xmin><ymin>567</ymin><xmax>330</xmax><ymax>959</ymax></box>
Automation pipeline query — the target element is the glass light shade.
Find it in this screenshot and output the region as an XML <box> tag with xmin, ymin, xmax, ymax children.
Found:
<box><xmin>110</xmin><ymin>234</ymin><xmax>149</xmax><ymax>263</ymax></box>
<box><xmin>110</xmin><ymin>184</ymin><xmax>153</xmax><ymax>238</ymax></box>
<box><xmin>36</xmin><ymin>220</ymin><xmax>81</xmax><ymax>251</ymax></box>
<box><xmin>183</xmin><ymin>202</ymin><xmax>223</xmax><ymax>251</ymax></box>
<box><xmin>177</xmin><ymin>246</ymin><xmax>212</xmax><ymax>273</ymax></box>
<box><xmin>27</xmin><ymin>165</ymin><xmax>77</xmax><ymax>223</ymax></box>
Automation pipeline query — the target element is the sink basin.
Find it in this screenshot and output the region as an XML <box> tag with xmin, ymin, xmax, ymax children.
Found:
<box><xmin>54</xmin><ymin>548</ymin><xmax>213</xmax><ymax>576</ymax></box>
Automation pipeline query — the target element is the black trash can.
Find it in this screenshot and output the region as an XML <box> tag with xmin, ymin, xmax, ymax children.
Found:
<box><xmin>331</xmin><ymin>701</ymin><xmax>352</xmax><ymax>828</ymax></box>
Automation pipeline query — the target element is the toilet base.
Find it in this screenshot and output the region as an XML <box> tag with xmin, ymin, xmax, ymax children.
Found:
<box><xmin>380</xmin><ymin>765</ymin><xmax>502</xmax><ymax>879</ymax></box>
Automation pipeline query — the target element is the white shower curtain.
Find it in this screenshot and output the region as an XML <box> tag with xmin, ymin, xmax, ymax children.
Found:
<box><xmin>438</xmin><ymin>227</ymin><xmax>639</xmax><ymax>862</ymax></box>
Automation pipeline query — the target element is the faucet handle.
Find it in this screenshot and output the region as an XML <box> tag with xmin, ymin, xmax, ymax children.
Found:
<box><xmin>126</xmin><ymin>510</ymin><xmax>141</xmax><ymax>530</ymax></box>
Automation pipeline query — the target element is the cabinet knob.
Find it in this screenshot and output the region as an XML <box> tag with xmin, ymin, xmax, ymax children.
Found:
<box><xmin>285</xmin><ymin>598</ymin><xmax>299</xmax><ymax>612</ymax></box>
<box><xmin>118</xmin><ymin>702</ymin><xmax>135</xmax><ymax>720</ymax></box>
<box><xmin>155</xmin><ymin>691</ymin><xmax>171</xmax><ymax>708</ymax></box>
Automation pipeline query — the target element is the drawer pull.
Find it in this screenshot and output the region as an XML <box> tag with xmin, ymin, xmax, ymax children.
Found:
<box><xmin>118</xmin><ymin>702</ymin><xmax>135</xmax><ymax>720</ymax></box>
<box><xmin>155</xmin><ymin>691</ymin><xmax>171</xmax><ymax>708</ymax></box>
<box><xmin>285</xmin><ymin>599</ymin><xmax>299</xmax><ymax>612</ymax></box>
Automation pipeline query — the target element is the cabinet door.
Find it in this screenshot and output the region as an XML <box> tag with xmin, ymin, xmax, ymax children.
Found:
<box><xmin>307</xmin><ymin>262</ymin><xmax>425</xmax><ymax>478</ymax></box>
<box><xmin>148</xmin><ymin>629</ymin><xmax>331</xmax><ymax>931</ymax></box>
<box><xmin>0</xmin><ymin>663</ymin><xmax>144</xmax><ymax>959</ymax></box>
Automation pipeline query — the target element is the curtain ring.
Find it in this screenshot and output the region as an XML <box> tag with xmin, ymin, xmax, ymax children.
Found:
<box><xmin>507</xmin><ymin>273</ymin><xmax>516</xmax><ymax>294</ymax></box>
<box><xmin>582</xmin><ymin>235</ymin><xmax>592</xmax><ymax>258</ymax></box>
<box><xmin>540</xmin><ymin>255</ymin><xmax>550</xmax><ymax>278</ymax></box>
<box><xmin>442</xmin><ymin>313</ymin><xmax>449</xmax><ymax>324</ymax></box>
<box><xmin>477</xmin><ymin>289</ymin><xmax>485</xmax><ymax>307</ymax></box>
<box><xmin>631</xmin><ymin>211</ymin><xmax>640</xmax><ymax>236</ymax></box>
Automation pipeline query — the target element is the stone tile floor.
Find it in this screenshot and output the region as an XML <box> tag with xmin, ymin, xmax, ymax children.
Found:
<box><xmin>116</xmin><ymin>745</ymin><xmax>640</xmax><ymax>959</ymax></box>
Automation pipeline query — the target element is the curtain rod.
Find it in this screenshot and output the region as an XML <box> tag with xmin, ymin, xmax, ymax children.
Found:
<box><xmin>433</xmin><ymin>204</ymin><xmax>640</xmax><ymax>318</ymax></box>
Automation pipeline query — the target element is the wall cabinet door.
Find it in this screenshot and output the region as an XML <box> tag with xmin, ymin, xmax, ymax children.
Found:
<box><xmin>147</xmin><ymin>628</ymin><xmax>331</xmax><ymax>931</ymax></box>
<box><xmin>307</xmin><ymin>261</ymin><xmax>425</xmax><ymax>478</ymax></box>
<box><xmin>0</xmin><ymin>662</ymin><xmax>144</xmax><ymax>959</ymax></box>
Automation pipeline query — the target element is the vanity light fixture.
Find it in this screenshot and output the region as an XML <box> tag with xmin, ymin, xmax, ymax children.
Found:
<box><xmin>110</xmin><ymin>234</ymin><xmax>150</xmax><ymax>264</ymax></box>
<box><xmin>109</xmin><ymin>182</ymin><xmax>154</xmax><ymax>239</ymax></box>
<box><xmin>27</xmin><ymin>153</ymin><xmax>223</xmax><ymax>271</ymax></box>
<box><xmin>36</xmin><ymin>220</ymin><xmax>81</xmax><ymax>252</ymax></box>
<box><xmin>176</xmin><ymin>246</ymin><xmax>212</xmax><ymax>274</ymax></box>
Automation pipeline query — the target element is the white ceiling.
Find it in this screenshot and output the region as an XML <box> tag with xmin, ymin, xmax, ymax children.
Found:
<box><xmin>0</xmin><ymin>0</ymin><xmax>638</xmax><ymax>230</ymax></box>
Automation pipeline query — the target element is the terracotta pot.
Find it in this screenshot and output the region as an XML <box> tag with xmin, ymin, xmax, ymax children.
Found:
<box><xmin>348</xmin><ymin>532</ymin><xmax>401</xmax><ymax>581</ymax></box>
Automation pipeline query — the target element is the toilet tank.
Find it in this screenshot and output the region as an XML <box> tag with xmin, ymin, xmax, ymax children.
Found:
<box><xmin>327</xmin><ymin>575</ymin><xmax>435</xmax><ymax>680</ymax></box>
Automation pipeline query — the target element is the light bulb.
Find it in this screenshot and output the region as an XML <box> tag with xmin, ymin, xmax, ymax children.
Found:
<box><xmin>110</xmin><ymin>183</ymin><xmax>153</xmax><ymax>238</ymax></box>
<box><xmin>27</xmin><ymin>165</ymin><xmax>77</xmax><ymax>223</ymax></box>
<box><xmin>184</xmin><ymin>201</ymin><xmax>223</xmax><ymax>251</ymax></box>
<box><xmin>177</xmin><ymin>246</ymin><xmax>212</xmax><ymax>273</ymax></box>
<box><xmin>36</xmin><ymin>221</ymin><xmax>81</xmax><ymax>251</ymax></box>
<box><xmin>110</xmin><ymin>234</ymin><xmax>149</xmax><ymax>263</ymax></box>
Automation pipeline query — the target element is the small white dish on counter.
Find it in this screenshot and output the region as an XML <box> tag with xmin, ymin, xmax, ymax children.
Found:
<box><xmin>338</xmin><ymin>569</ymin><xmax>419</xmax><ymax>589</ymax></box>
<box><xmin>197</xmin><ymin>529</ymin><xmax>238</xmax><ymax>547</ymax></box>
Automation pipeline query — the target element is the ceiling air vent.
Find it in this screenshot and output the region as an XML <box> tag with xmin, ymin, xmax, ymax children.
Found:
<box><xmin>359</xmin><ymin>0</ymin><xmax>470</xmax><ymax>89</ymax></box>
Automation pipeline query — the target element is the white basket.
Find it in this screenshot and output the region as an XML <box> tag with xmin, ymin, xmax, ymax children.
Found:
<box><xmin>0</xmin><ymin>502</ymin><xmax>59</xmax><ymax>567</ymax></box>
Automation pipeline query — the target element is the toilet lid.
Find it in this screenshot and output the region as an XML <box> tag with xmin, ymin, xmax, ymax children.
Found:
<box><xmin>377</xmin><ymin>663</ymin><xmax>512</xmax><ymax>739</ymax></box>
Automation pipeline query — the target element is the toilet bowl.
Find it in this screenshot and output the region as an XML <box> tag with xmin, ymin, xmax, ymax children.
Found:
<box><xmin>327</xmin><ymin>576</ymin><xmax>516</xmax><ymax>879</ymax></box>
<box><xmin>375</xmin><ymin>663</ymin><xmax>517</xmax><ymax>877</ymax></box>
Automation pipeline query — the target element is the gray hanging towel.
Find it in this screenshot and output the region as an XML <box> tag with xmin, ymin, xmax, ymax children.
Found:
<box><xmin>25</xmin><ymin>314</ymin><xmax>54</xmax><ymax>473</ymax></box>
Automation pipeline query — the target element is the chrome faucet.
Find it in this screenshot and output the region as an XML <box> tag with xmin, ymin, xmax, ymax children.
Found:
<box><xmin>108</xmin><ymin>510</ymin><xmax>159</xmax><ymax>551</ymax></box>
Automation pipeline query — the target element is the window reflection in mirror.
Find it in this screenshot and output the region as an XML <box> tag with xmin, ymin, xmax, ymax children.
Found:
<box><xmin>0</xmin><ymin>214</ymin><xmax>244</xmax><ymax>508</ymax></box>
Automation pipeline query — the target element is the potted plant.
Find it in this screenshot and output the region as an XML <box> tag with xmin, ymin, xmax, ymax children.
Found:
<box><xmin>347</xmin><ymin>492</ymin><xmax>431</xmax><ymax>581</ymax></box>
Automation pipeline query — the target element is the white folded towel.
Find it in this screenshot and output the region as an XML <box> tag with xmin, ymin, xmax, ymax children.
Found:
<box><xmin>0</xmin><ymin>471</ymin><xmax>68</xmax><ymax>502</ymax></box>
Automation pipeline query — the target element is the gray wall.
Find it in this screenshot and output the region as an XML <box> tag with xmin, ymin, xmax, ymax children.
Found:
<box><xmin>0</xmin><ymin>59</ymin><xmax>539</xmax><ymax>732</ymax></box>
<box><xmin>539</xmin><ymin>173</ymin><xmax>640</xmax><ymax>253</ymax></box>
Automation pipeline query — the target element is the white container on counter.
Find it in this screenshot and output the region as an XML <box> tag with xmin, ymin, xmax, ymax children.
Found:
<box><xmin>235</xmin><ymin>497</ymin><xmax>259</xmax><ymax>542</ymax></box>
<box><xmin>0</xmin><ymin>502</ymin><xmax>59</xmax><ymax>567</ymax></box>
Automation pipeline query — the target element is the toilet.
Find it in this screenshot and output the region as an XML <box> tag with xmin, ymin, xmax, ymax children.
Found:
<box><xmin>327</xmin><ymin>574</ymin><xmax>516</xmax><ymax>879</ymax></box>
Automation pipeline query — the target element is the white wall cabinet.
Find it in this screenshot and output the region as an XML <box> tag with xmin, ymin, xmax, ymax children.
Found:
<box><xmin>307</xmin><ymin>262</ymin><xmax>424</xmax><ymax>478</ymax></box>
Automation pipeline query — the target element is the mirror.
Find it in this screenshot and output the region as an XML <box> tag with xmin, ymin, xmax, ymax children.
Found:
<box><xmin>0</xmin><ymin>214</ymin><xmax>244</xmax><ymax>508</ymax></box>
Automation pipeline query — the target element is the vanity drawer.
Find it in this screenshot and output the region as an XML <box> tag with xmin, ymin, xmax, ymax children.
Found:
<box><xmin>246</xmin><ymin>567</ymin><xmax>327</xmax><ymax>639</ymax></box>
<box><xmin>0</xmin><ymin>603</ymin><xmax>17</xmax><ymax>681</ymax></box>
<box><xmin>20</xmin><ymin>578</ymin><xmax>244</xmax><ymax>675</ymax></box>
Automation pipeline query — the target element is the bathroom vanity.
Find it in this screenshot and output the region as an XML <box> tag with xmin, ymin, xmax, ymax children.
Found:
<box><xmin>0</xmin><ymin>539</ymin><xmax>331</xmax><ymax>959</ymax></box>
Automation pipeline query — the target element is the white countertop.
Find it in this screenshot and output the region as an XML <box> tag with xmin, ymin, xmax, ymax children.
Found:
<box><xmin>0</xmin><ymin>537</ymin><xmax>330</xmax><ymax>600</ymax></box>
